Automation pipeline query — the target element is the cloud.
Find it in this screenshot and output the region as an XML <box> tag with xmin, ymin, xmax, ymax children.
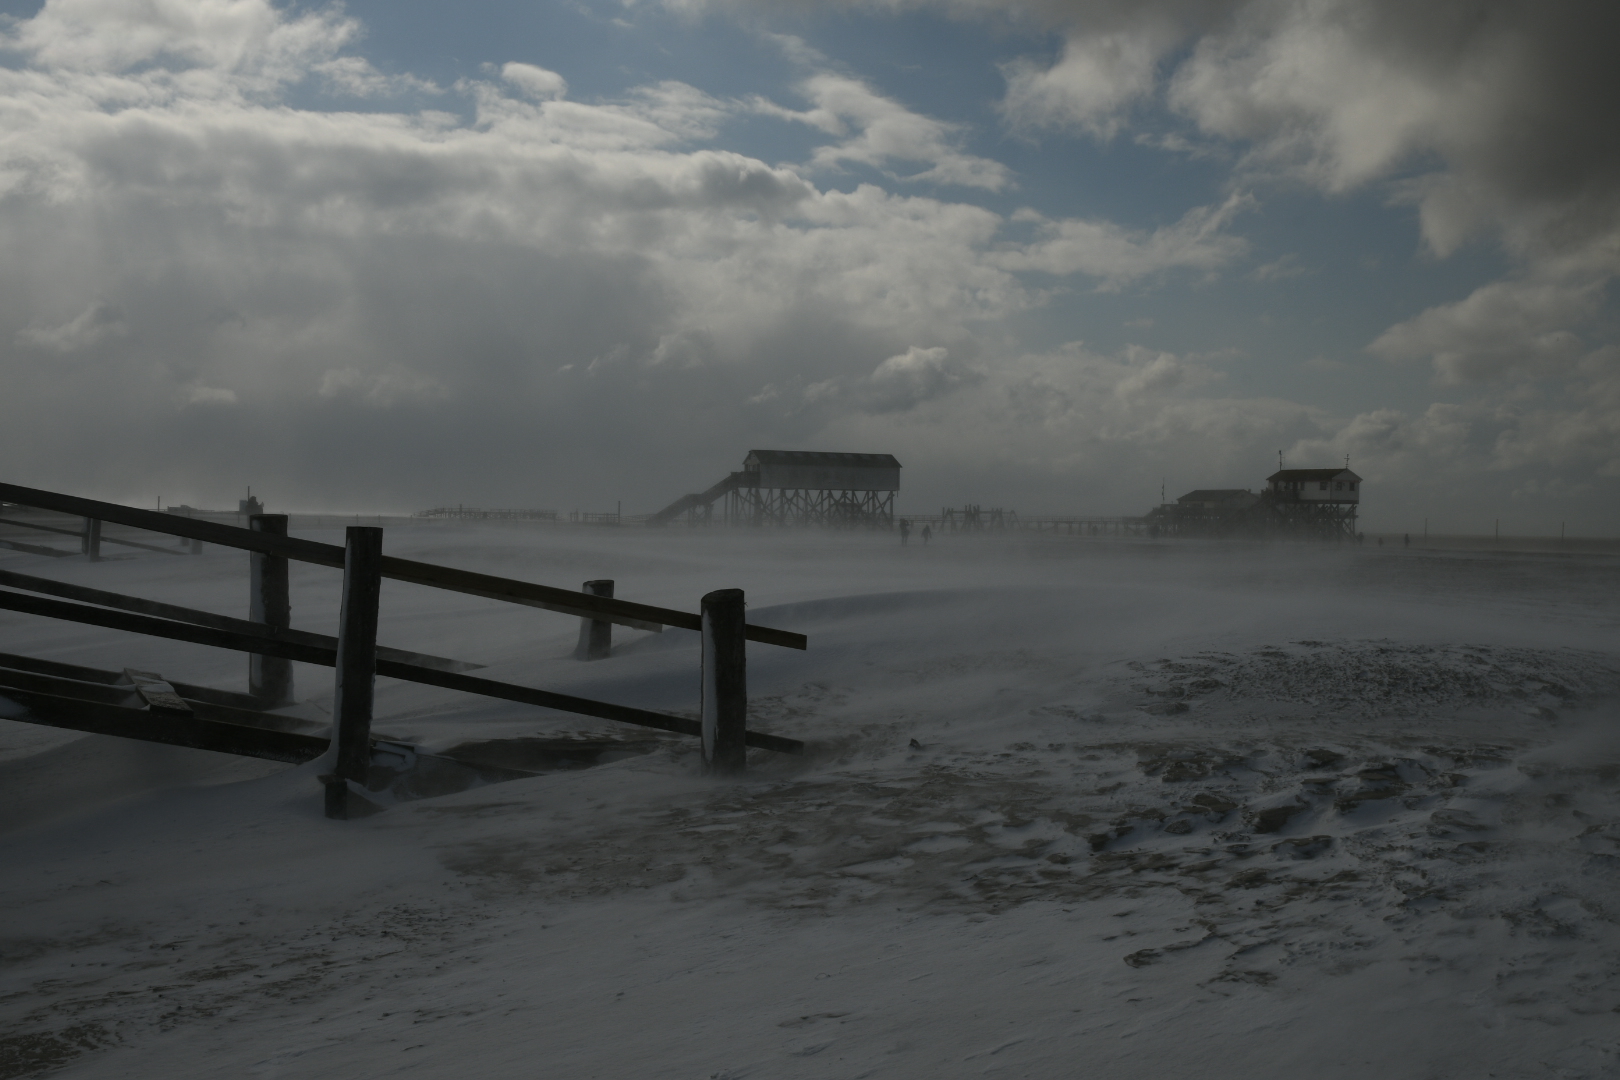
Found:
<box><xmin>0</xmin><ymin>0</ymin><xmax>1066</xmax><ymax>507</ymax></box>
<box><xmin>182</xmin><ymin>384</ymin><xmax>238</xmax><ymax>407</ymax></box>
<box><xmin>15</xmin><ymin>302</ymin><xmax>128</xmax><ymax>353</ymax></box>
<box><xmin>1250</xmin><ymin>253</ymin><xmax>1308</xmax><ymax>281</ymax></box>
<box><xmin>1369</xmin><ymin>277</ymin><xmax>1606</xmax><ymax>384</ymax></box>
<box><xmin>755</xmin><ymin>67</ymin><xmax>1011</xmax><ymax>190</ymax></box>
<box><xmin>4</xmin><ymin>0</ymin><xmax>1614</xmax><ymax>523</ymax></box>
<box><xmin>501</xmin><ymin>62</ymin><xmax>567</xmax><ymax>100</ymax></box>
<box><xmin>318</xmin><ymin>368</ymin><xmax>448</xmax><ymax>408</ymax></box>
<box><xmin>990</xmin><ymin>192</ymin><xmax>1251</xmax><ymax>287</ymax></box>
<box><xmin>803</xmin><ymin>345</ymin><xmax>983</xmax><ymax>414</ymax></box>
<box><xmin>1001</xmin><ymin>22</ymin><xmax>1178</xmax><ymax>139</ymax></box>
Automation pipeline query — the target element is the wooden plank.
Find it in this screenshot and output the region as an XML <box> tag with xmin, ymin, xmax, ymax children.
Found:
<box><xmin>248</xmin><ymin>514</ymin><xmax>295</xmax><ymax>706</ymax></box>
<box><xmin>369</xmin><ymin>659</ymin><xmax>803</xmax><ymax>754</ymax></box>
<box><xmin>574</xmin><ymin>579</ymin><xmax>614</xmax><ymax>660</ymax></box>
<box><xmin>99</xmin><ymin>533</ymin><xmax>188</xmax><ymax>556</ymax></box>
<box><xmin>0</xmin><ymin>661</ymin><xmax>316</xmax><ymax>731</ymax></box>
<box><xmin>371</xmin><ymin>657</ymin><xmax>701</xmax><ymax>740</ymax></box>
<box><xmin>0</xmin><ymin>650</ymin><xmax>127</xmax><ymax>685</ymax></box>
<box><xmin>0</xmin><ymin>537</ymin><xmax>76</xmax><ymax>558</ymax></box>
<box><xmin>123</xmin><ymin>669</ymin><xmax>193</xmax><ymax>712</ymax></box>
<box><xmin>330</xmin><ymin>527</ymin><xmax>383</xmax><ymax>817</ymax></box>
<box><xmin>0</xmin><ymin>685</ymin><xmax>329</xmax><ymax>764</ymax></box>
<box><xmin>0</xmin><ymin>588</ymin><xmax>336</xmax><ymax>664</ymax></box>
<box><xmin>701</xmin><ymin>589</ymin><xmax>748</xmax><ymax>772</ymax></box>
<box><xmin>0</xmin><ymin>481</ymin><xmax>346</xmax><ymax>565</ymax></box>
<box><xmin>0</xmin><ymin>665</ymin><xmax>140</xmax><ymax>706</ymax></box>
<box><xmin>0</xmin><ymin>482</ymin><xmax>809</xmax><ymax>648</ymax></box>
<box><xmin>378</xmin><ymin>555</ymin><xmax>669</xmax><ymax>633</ymax></box>
<box><xmin>0</xmin><ymin>568</ymin><xmax>481</xmax><ymax>672</ymax></box>
<box><xmin>382</xmin><ymin>557</ymin><xmax>808</xmax><ymax>648</ymax></box>
<box><xmin>0</xmin><ymin>587</ymin><xmax>807</xmax><ymax>753</ymax></box>
<box><xmin>0</xmin><ymin>649</ymin><xmax>269</xmax><ymax>709</ymax></box>
<box><xmin>0</xmin><ymin>516</ymin><xmax>87</xmax><ymax>538</ymax></box>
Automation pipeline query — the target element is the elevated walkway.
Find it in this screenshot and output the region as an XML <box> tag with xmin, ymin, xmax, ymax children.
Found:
<box><xmin>647</xmin><ymin>471</ymin><xmax>754</xmax><ymax>526</ymax></box>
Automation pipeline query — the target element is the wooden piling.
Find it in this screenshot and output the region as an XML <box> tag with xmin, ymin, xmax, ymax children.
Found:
<box><xmin>326</xmin><ymin>526</ymin><xmax>383</xmax><ymax>819</ymax></box>
<box><xmin>574</xmin><ymin>579</ymin><xmax>614</xmax><ymax>660</ymax></box>
<box><xmin>248</xmin><ymin>514</ymin><xmax>294</xmax><ymax>707</ymax></box>
<box><xmin>82</xmin><ymin>518</ymin><xmax>101</xmax><ymax>561</ymax></box>
<box><xmin>700</xmin><ymin>588</ymin><xmax>747</xmax><ymax>774</ymax></box>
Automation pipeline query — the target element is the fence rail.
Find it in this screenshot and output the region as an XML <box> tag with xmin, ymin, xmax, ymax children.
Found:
<box><xmin>0</xmin><ymin>481</ymin><xmax>809</xmax><ymax>817</ymax></box>
<box><xmin>0</xmin><ymin>482</ymin><xmax>806</xmax><ymax>649</ymax></box>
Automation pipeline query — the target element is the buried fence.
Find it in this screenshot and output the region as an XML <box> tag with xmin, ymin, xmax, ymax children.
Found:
<box><xmin>0</xmin><ymin>482</ymin><xmax>807</xmax><ymax>819</ymax></box>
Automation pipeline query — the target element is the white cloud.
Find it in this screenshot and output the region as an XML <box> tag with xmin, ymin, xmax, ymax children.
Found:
<box><xmin>802</xmin><ymin>345</ymin><xmax>983</xmax><ymax>414</ymax></box>
<box><xmin>318</xmin><ymin>368</ymin><xmax>447</xmax><ymax>408</ymax></box>
<box><xmin>501</xmin><ymin>62</ymin><xmax>567</xmax><ymax>100</ymax></box>
<box><xmin>182</xmin><ymin>384</ymin><xmax>238</xmax><ymax>407</ymax></box>
<box><xmin>1001</xmin><ymin>24</ymin><xmax>1176</xmax><ymax>139</ymax></box>
<box><xmin>4</xmin><ymin>0</ymin><xmax>1612</xmax><ymax>521</ymax></box>
<box><xmin>1251</xmin><ymin>253</ymin><xmax>1308</xmax><ymax>281</ymax></box>
<box><xmin>1369</xmin><ymin>277</ymin><xmax>1605</xmax><ymax>384</ymax></box>
<box><xmin>756</xmin><ymin>69</ymin><xmax>1011</xmax><ymax>190</ymax></box>
<box><xmin>15</xmin><ymin>301</ymin><xmax>127</xmax><ymax>353</ymax></box>
<box><xmin>990</xmin><ymin>192</ymin><xmax>1251</xmax><ymax>287</ymax></box>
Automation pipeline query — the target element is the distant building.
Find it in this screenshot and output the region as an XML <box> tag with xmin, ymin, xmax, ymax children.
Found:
<box><xmin>1265</xmin><ymin>469</ymin><xmax>1361</xmax><ymax>504</ymax></box>
<box><xmin>743</xmin><ymin>450</ymin><xmax>901</xmax><ymax>493</ymax></box>
<box><xmin>1148</xmin><ymin>468</ymin><xmax>1362</xmax><ymax>540</ymax></box>
<box><xmin>1176</xmin><ymin>489</ymin><xmax>1259</xmax><ymax>512</ymax></box>
<box><xmin>650</xmin><ymin>450</ymin><xmax>901</xmax><ymax>528</ymax></box>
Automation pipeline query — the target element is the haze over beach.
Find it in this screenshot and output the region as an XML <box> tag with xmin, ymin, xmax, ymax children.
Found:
<box><xmin>3</xmin><ymin>2</ymin><xmax>1620</xmax><ymax>1078</ymax></box>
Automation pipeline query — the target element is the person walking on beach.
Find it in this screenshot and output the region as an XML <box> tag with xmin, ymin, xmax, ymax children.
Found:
<box><xmin>899</xmin><ymin>518</ymin><xmax>911</xmax><ymax>546</ymax></box>
<box><xmin>921</xmin><ymin>524</ymin><xmax>932</xmax><ymax>546</ymax></box>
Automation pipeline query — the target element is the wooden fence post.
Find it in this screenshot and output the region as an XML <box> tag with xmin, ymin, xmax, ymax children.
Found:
<box><xmin>248</xmin><ymin>514</ymin><xmax>294</xmax><ymax>707</ymax></box>
<box><xmin>81</xmin><ymin>518</ymin><xmax>101</xmax><ymax>562</ymax></box>
<box><xmin>701</xmin><ymin>588</ymin><xmax>746</xmax><ymax>774</ymax></box>
<box><xmin>326</xmin><ymin>526</ymin><xmax>383</xmax><ymax>819</ymax></box>
<box><xmin>574</xmin><ymin>579</ymin><xmax>613</xmax><ymax>660</ymax></box>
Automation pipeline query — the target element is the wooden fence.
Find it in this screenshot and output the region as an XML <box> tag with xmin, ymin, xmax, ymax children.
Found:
<box><xmin>0</xmin><ymin>482</ymin><xmax>807</xmax><ymax>818</ymax></box>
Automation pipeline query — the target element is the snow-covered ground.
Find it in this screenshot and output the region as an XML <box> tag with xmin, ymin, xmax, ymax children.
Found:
<box><xmin>3</xmin><ymin>523</ymin><xmax>1619</xmax><ymax>1079</ymax></box>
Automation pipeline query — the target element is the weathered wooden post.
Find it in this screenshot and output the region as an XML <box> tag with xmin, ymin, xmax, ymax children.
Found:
<box><xmin>574</xmin><ymin>579</ymin><xmax>613</xmax><ymax>660</ymax></box>
<box><xmin>248</xmin><ymin>514</ymin><xmax>294</xmax><ymax>707</ymax></box>
<box><xmin>700</xmin><ymin>588</ymin><xmax>747</xmax><ymax>774</ymax></box>
<box><xmin>325</xmin><ymin>526</ymin><xmax>383</xmax><ymax>819</ymax></box>
<box><xmin>81</xmin><ymin>518</ymin><xmax>101</xmax><ymax>561</ymax></box>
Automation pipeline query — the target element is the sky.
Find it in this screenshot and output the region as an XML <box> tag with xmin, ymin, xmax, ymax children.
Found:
<box><xmin>0</xmin><ymin>0</ymin><xmax>1616</xmax><ymax>532</ymax></box>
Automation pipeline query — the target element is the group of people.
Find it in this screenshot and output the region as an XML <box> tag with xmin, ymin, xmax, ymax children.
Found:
<box><xmin>897</xmin><ymin>519</ymin><xmax>932</xmax><ymax>546</ymax></box>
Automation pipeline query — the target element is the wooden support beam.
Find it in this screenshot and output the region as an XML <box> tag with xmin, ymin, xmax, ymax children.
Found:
<box><xmin>328</xmin><ymin>526</ymin><xmax>383</xmax><ymax>819</ymax></box>
<box><xmin>0</xmin><ymin>665</ymin><xmax>140</xmax><ymax>707</ymax></box>
<box><xmin>248</xmin><ymin>514</ymin><xmax>295</xmax><ymax>707</ymax></box>
<box><xmin>0</xmin><ymin>481</ymin><xmax>808</xmax><ymax>649</ymax></box>
<box><xmin>82</xmin><ymin>518</ymin><xmax>101</xmax><ymax>561</ymax></box>
<box><xmin>0</xmin><ymin>589</ymin><xmax>804</xmax><ymax>754</ymax></box>
<box><xmin>102</xmin><ymin>532</ymin><xmax>188</xmax><ymax>555</ymax></box>
<box><xmin>0</xmin><ymin>517</ymin><xmax>90</xmax><ymax>539</ymax></box>
<box><xmin>0</xmin><ymin>537</ymin><xmax>75</xmax><ymax>558</ymax></box>
<box><xmin>574</xmin><ymin>579</ymin><xmax>613</xmax><ymax>661</ymax></box>
<box><xmin>701</xmin><ymin>588</ymin><xmax>748</xmax><ymax>773</ymax></box>
<box><xmin>0</xmin><ymin>684</ymin><xmax>327</xmax><ymax>764</ymax></box>
<box><xmin>0</xmin><ymin>649</ymin><xmax>260</xmax><ymax>704</ymax></box>
<box><xmin>0</xmin><ymin>568</ymin><xmax>480</xmax><ymax>673</ymax></box>
<box><xmin>0</xmin><ymin>658</ymin><xmax>314</xmax><ymax>732</ymax></box>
